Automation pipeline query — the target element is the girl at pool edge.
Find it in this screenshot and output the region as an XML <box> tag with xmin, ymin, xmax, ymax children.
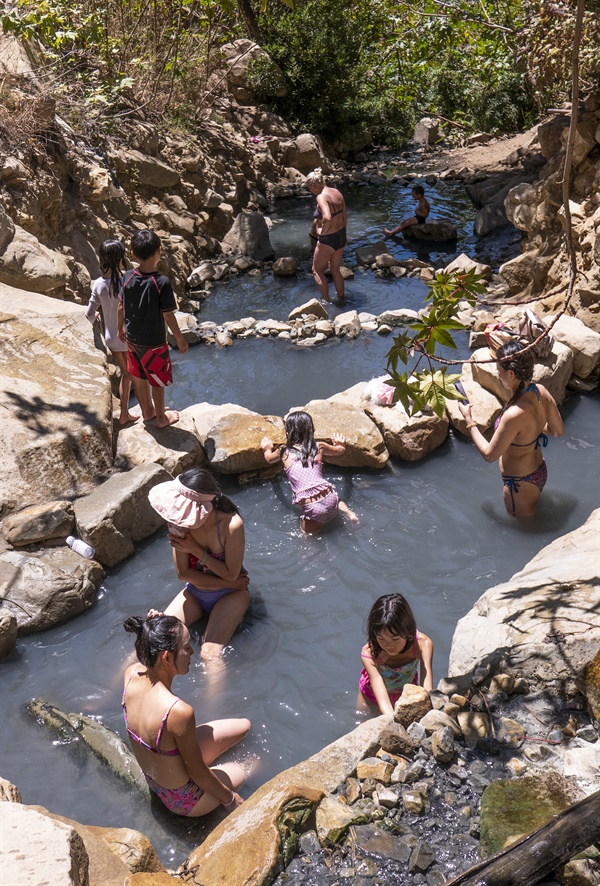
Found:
<box><xmin>458</xmin><ymin>340</ymin><xmax>564</xmax><ymax>518</ymax></box>
<box><xmin>148</xmin><ymin>469</ymin><xmax>250</xmax><ymax>665</ymax></box>
<box><xmin>123</xmin><ymin>614</ymin><xmax>249</xmax><ymax>816</ymax></box>
<box><xmin>261</xmin><ymin>411</ymin><xmax>358</xmax><ymax>534</ymax></box>
<box><xmin>359</xmin><ymin>594</ymin><xmax>433</xmax><ymax>716</ymax></box>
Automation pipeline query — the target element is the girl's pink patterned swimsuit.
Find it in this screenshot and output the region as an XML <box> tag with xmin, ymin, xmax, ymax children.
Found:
<box><xmin>359</xmin><ymin>632</ymin><xmax>421</xmax><ymax>705</ymax></box>
<box><xmin>284</xmin><ymin>449</ymin><xmax>339</xmax><ymax>524</ymax></box>
<box><xmin>122</xmin><ymin>675</ymin><xmax>204</xmax><ymax>815</ymax></box>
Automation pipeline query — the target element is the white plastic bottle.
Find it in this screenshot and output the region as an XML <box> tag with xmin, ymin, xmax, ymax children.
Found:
<box><xmin>66</xmin><ymin>536</ymin><xmax>95</xmax><ymax>559</ymax></box>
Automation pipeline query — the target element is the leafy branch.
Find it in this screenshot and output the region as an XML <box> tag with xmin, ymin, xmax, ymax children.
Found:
<box><xmin>385</xmin><ymin>269</ymin><xmax>487</xmax><ymax>418</ymax></box>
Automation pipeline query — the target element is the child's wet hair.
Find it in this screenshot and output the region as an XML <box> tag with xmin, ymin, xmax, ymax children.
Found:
<box><xmin>131</xmin><ymin>229</ymin><xmax>161</xmax><ymax>261</ymax></box>
<box><xmin>412</xmin><ymin>185</ymin><xmax>425</xmax><ymax>196</ymax></box>
<box><xmin>123</xmin><ymin>614</ymin><xmax>183</xmax><ymax>667</ymax></box>
<box><xmin>178</xmin><ymin>467</ymin><xmax>239</xmax><ymax>514</ymax></box>
<box><xmin>284</xmin><ymin>411</ymin><xmax>318</xmax><ymax>467</ymax></box>
<box><xmin>98</xmin><ymin>239</ymin><xmax>125</xmax><ymax>298</ymax></box>
<box><xmin>367</xmin><ymin>594</ymin><xmax>417</xmax><ymax>658</ymax></box>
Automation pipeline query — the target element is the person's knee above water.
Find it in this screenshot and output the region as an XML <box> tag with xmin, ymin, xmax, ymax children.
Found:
<box><xmin>383</xmin><ymin>185</ymin><xmax>430</xmax><ymax>237</ymax></box>
<box><xmin>306</xmin><ymin>168</ymin><xmax>348</xmax><ymax>302</ymax></box>
<box><xmin>122</xmin><ymin>614</ymin><xmax>250</xmax><ymax>816</ymax></box>
<box><xmin>458</xmin><ymin>340</ymin><xmax>564</xmax><ymax>518</ymax></box>
<box><xmin>148</xmin><ymin>468</ymin><xmax>250</xmax><ymax>661</ymax></box>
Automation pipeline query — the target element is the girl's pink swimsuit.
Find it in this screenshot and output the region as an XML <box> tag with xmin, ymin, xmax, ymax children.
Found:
<box><xmin>359</xmin><ymin>632</ymin><xmax>421</xmax><ymax>705</ymax></box>
<box><xmin>122</xmin><ymin>675</ymin><xmax>204</xmax><ymax>815</ymax></box>
<box><xmin>284</xmin><ymin>448</ymin><xmax>339</xmax><ymax>524</ymax></box>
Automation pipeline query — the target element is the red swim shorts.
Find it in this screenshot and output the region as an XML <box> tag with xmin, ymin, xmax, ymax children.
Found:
<box><xmin>127</xmin><ymin>342</ymin><xmax>172</xmax><ymax>388</ymax></box>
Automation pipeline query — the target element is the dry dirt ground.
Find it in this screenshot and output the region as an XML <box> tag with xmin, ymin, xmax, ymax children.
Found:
<box><xmin>432</xmin><ymin>124</ymin><xmax>541</xmax><ymax>173</ymax></box>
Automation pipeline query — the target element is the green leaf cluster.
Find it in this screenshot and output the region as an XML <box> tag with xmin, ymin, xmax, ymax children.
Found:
<box><xmin>385</xmin><ymin>269</ymin><xmax>487</xmax><ymax>418</ymax></box>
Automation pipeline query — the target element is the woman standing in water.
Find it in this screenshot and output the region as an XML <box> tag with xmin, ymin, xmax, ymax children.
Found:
<box><xmin>459</xmin><ymin>341</ymin><xmax>564</xmax><ymax>517</ymax></box>
<box><xmin>307</xmin><ymin>168</ymin><xmax>347</xmax><ymax>302</ymax></box>
<box><xmin>122</xmin><ymin>614</ymin><xmax>249</xmax><ymax>816</ymax></box>
<box><xmin>148</xmin><ymin>469</ymin><xmax>250</xmax><ymax>664</ymax></box>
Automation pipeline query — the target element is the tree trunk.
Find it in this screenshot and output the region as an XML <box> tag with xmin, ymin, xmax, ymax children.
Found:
<box><xmin>444</xmin><ymin>790</ymin><xmax>600</xmax><ymax>886</ymax></box>
<box><xmin>237</xmin><ymin>0</ymin><xmax>264</xmax><ymax>45</ymax></box>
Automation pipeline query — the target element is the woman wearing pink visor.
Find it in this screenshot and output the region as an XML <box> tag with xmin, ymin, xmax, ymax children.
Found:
<box><xmin>149</xmin><ymin>469</ymin><xmax>249</xmax><ymax>665</ymax></box>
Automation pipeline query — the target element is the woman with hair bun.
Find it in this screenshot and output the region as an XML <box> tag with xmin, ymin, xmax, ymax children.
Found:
<box><xmin>306</xmin><ymin>167</ymin><xmax>348</xmax><ymax>302</ymax></box>
<box><xmin>122</xmin><ymin>614</ymin><xmax>250</xmax><ymax>816</ymax></box>
<box><xmin>148</xmin><ymin>468</ymin><xmax>250</xmax><ymax>663</ymax></box>
<box><xmin>459</xmin><ymin>340</ymin><xmax>564</xmax><ymax>517</ymax></box>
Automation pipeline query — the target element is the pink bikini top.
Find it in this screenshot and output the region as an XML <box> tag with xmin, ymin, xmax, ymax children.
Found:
<box><xmin>121</xmin><ymin>673</ymin><xmax>180</xmax><ymax>757</ymax></box>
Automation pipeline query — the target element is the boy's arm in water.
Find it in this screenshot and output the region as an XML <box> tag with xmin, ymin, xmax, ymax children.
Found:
<box><xmin>164</xmin><ymin>310</ymin><xmax>189</xmax><ymax>353</ymax></box>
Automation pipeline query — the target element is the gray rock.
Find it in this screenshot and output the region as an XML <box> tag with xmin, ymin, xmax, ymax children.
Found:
<box><xmin>377</xmin><ymin>308</ymin><xmax>419</xmax><ymax>326</ymax></box>
<box><xmin>273</xmin><ymin>256</ymin><xmax>298</xmax><ymax>276</ymax></box>
<box><xmin>0</xmin><ymin>610</ymin><xmax>18</xmax><ymax>660</ymax></box>
<box><xmin>0</xmin><ymin>226</ymin><xmax>71</xmax><ymax>293</ymax></box>
<box><xmin>407</xmin><ymin>722</ymin><xmax>427</xmax><ymax>743</ymax></box>
<box><xmin>431</xmin><ymin>727</ymin><xmax>455</xmax><ymax>763</ymax></box>
<box><xmin>118</xmin><ymin>149</ymin><xmax>180</xmax><ymax>188</ymax></box>
<box><xmin>0</xmin><ymin>547</ymin><xmax>103</xmax><ymax>635</ymax></box>
<box><xmin>409</xmin><ymin>839</ymin><xmax>436</xmax><ymax>872</ymax></box>
<box><xmin>414</xmin><ymin>118</ymin><xmax>439</xmax><ymax>145</ymax></box>
<box><xmin>379</xmin><ymin>722</ymin><xmax>415</xmax><ymax>757</ymax></box>
<box><xmin>0</xmin><ymin>804</ymin><xmax>89</xmax><ymax>886</ymax></box>
<box><xmin>356</xmin><ymin>242</ymin><xmax>389</xmax><ymax>266</ymax></box>
<box><xmin>2</xmin><ymin>500</ymin><xmax>74</xmax><ymax>546</ymax></box>
<box><xmin>334</xmin><ymin>310</ymin><xmax>361</xmax><ymax>339</ymax></box>
<box><xmin>404</xmin><ymin>221</ymin><xmax>457</xmax><ymax>242</ymax></box>
<box><xmin>73</xmin><ymin>463</ymin><xmax>171</xmax><ymax>567</ymax></box>
<box><xmin>223</xmin><ymin>210</ymin><xmax>275</xmax><ymax>261</ymax></box>
<box><xmin>420</xmin><ymin>710</ymin><xmax>462</xmax><ymax>738</ymax></box>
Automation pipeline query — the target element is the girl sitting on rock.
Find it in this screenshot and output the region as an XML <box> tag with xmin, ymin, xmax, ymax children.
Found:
<box><xmin>359</xmin><ymin>594</ymin><xmax>433</xmax><ymax>716</ymax></box>
<box><xmin>85</xmin><ymin>239</ymin><xmax>137</xmax><ymax>426</ymax></box>
<box><xmin>261</xmin><ymin>411</ymin><xmax>358</xmax><ymax>533</ymax></box>
<box><xmin>148</xmin><ymin>468</ymin><xmax>250</xmax><ymax>666</ymax></box>
<box><xmin>123</xmin><ymin>613</ymin><xmax>249</xmax><ymax>816</ymax></box>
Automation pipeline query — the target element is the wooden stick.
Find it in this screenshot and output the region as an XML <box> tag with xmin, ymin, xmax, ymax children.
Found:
<box><xmin>444</xmin><ymin>790</ymin><xmax>600</xmax><ymax>886</ymax></box>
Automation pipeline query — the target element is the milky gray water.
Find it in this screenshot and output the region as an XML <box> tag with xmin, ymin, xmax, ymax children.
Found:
<box><xmin>1</xmin><ymin>180</ymin><xmax>598</xmax><ymax>867</ymax></box>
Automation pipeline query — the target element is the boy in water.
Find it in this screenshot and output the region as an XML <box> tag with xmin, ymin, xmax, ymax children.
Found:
<box><xmin>384</xmin><ymin>185</ymin><xmax>430</xmax><ymax>237</ymax></box>
<box><xmin>118</xmin><ymin>230</ymin><xmax>188</xmax><ymax>428</ymax></box>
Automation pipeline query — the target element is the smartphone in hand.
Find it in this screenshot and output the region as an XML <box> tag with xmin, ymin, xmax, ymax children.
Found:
<box><xmin>454</xmin><ymin>380</ymin><xmax>469</xmax><ymax>405</ymax></box>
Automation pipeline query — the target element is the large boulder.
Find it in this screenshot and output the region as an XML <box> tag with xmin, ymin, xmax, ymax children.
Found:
<box><xmin>446</xmin><ymin>363</ymin><xmax>503</xmax><ymax>436</ymax></box>
<box><xmin>0</xmin><ymin>547</ymin><xmax>103</xmax><ymax>635</ymax></box>
<box><xmin>288</xmin><ymin>299</ymin><xmax>329</xmax><ymax>321</ymax></box>
<box><xmin>365</xmin><ymin>402</ymin><xmax>448</xmax><ymax>461</ymax></box>
<box><xmin>443</xmin><ymin>253</ymin><xmax>493</xmax><ymax>281</ymax></box>
<box><xmin>469</xmin><ymin>342</ymin><xmax>573</xmax><ymax>405</ymax></box>
<box><xmin>449</xmin><ymin>509</ymin><xmax>600</xmax><ymax>692</ymax></box>
<box><xmin>473</xmin><ymin>204</ymin><xmax>509</xmax><ymax>237</ymax></box>
<box><xmin>499</xmin><ymin>250</ymin><xmax>552</xmax><ymax>294</ymax></box>
<box><xmin>115</xmin><ymin>150</ymin><xmax>180</xmax><ymax>189</ymax></box>
<box><xmin>0</xmin><ymin>286</ymin><xmax>113</xmax><ymax>517</ymax></box>
<box><xmin>2</xmin><ymin>500</ymin><xmax>75</xmax><ymax>546</ymax></box>
<box><xmin>222</xmin><ymin>210</ymin><xmax>275</xmax><ymax>261</ymax></box>
<box><xmin>202</xmin><ymin>412</ymin><xmax>285</xmax><ymax>474</ymax></box>
<box><xmin>0</xmin><ymin>226</ymin><xmax>71</xmax><ymax>293</ymax></box>
<box><xmin>281</xmin><ymin>133</ymin><xmax>330</xmax><ymax>174</ymax></box>
<box><xmin>404</xmin><ymin>221</ymin><xmax>457</xmax><ymax>242</ymax></box>
<box><xmin>73</xmin><ymin>464</ymin><xmax>171</xmax><ymax>568</ymax></box>
<box><xmin>547</xmin><ymin>313</ymin><xmax>600</xmax><ymax>379</ymax></box>
<box><xmin>88</xmin><ymin>826</ymin><xmax>164</xmax><ymax>875</ymax></box>
<box><xmin>0</xmin><ymin>204</ymin><xmax>15</xmax><ymax>253</ymax></box>
<box><xmin>221</xmin><ymin>39</ymin><xmax>286</xmax><ymax>101</ymax></box>
<box><xmin>115</xmin><ymin>409</ymin><xmax>205</xmax><ymax>475</ymax></box>
<box><xmin>293</xmin><ymin>400</ymin><xmax>388</xmax><ymax>469</ymax></box>
<box><xmin>413</xmin><ymin>117</ymin><xmax>439</xmax><ymax>145</ymax></box>
<box><xmin>180</xmin><ymin>717</ymin><xmax>386</xmax><ymax>886</ymax></box>
<box><xmin>0</xmin><ymin>804</ymin><xmax>89</xmax><ymax>886</ymax></box>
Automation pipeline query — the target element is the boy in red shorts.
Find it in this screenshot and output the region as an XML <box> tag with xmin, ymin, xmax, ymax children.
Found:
<box><xmin>118</xmin><ymin>230</ymin><xmax>188</xmax><ymax>428</ymax></box>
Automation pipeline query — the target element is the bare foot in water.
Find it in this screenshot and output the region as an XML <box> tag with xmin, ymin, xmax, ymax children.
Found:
<box><xmin>155</xmin><ymin>410</ymin><xmax>179</xmax><ymax>428</ymax></box>
<box><xmin>339</xmin><ymin>501</ymin><xmax>359</xmax><ymax>524</ymax></box>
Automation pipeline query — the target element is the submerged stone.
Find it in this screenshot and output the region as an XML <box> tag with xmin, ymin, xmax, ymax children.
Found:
<box><xmin>479</xmin><ymin>774</ymin><xmax>582</xmax><ymax>858</ymax></box>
